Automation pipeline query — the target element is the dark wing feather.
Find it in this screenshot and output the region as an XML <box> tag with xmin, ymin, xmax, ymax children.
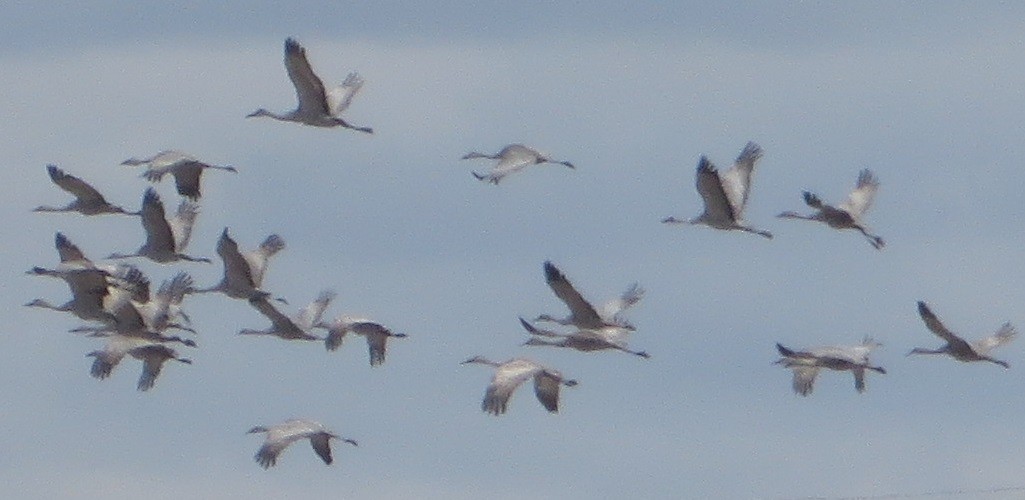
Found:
<box><xmin>917</xmin><ymin>301</ymin><xmax>969</xmax><ymax>348</ymax></box>
<box><xmin>310</xmin><ymin>433</ymin><xmax>333</xmax><ymax>465</ymax></box>
<box><xmin>47</xmin><ymin>165</ymin><xmax>107</xmax><ymax>205</ymax></box>
<box><xmin>217</xmin><ymin>229</ymin><xmax>258</xmax><ymax>291</ymax></box>
<box><xmin>543</xmin><ymin>261</ymin><xmax>603</xmax><ymax>329</ymax></box>
<box><xmin>140</xmin><ymin>189</ymin><xmax>176</xmax><ymax>252</ymax></box>
<box><xmin>694</xmin><ymin>157</ymin><xmax>736</xmax><ymax>222</ymax></box>
<box><xmin>533</xmin><ymin>372</ymin><xmax>563</xmax><ymax>413</ymax></box>
<box><xmin>284</xmin><ymin>38</ymin><xmax>330</xmax><ymax>115</ymax></box>
<box><xmin>55</xmin><ymin>232</ymin><xmax>89</xmax><ymax>263</ymax></box>
<box><xmin>172</xmin><ymin>162</ymin><xmax>204</xmax><ymax>200</ymax></box>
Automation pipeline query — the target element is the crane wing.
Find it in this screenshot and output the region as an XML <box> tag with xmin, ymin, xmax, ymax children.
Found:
<box><xmin>309</xmin><ymin>433</ymin><xmax>334</xmax><ymax>465</ymax></box>
<box><xmin>168</xmin><ymin>200</ymin><xmax>200</xmax><ymax>252</ymax></box>
<box><xmin>543</xmin><ymin>261</ymin><xmax>604</xmax><ymax>330</ymax></box>
<box><xmin>718</xmin><ymin>141</ymin><xmax>762</xmax><ymax>218</ymax></box>
<box><xmin>482</xmin><ymin>362</ymin><xmax>535</xmax><ymax>415</ymax></box>
<box><xmin>791</xmin><ymin>366</ymin><xmax>819</xmax><ymax>396</ymax></box>
<box><xmin>245</xmin><ymin>234</ymin><xmax>285</xmax><ymax>288</ymax></box>
<box><xmin>154</xmin><ymin>272</ymin><xmax>192</xmax><ymax>313</ymax></box>
<box><xmin>533</xmin><ymin>371</ymin><xmax>564</xmax><ymax>413</ymax></box>
<box><xmin>171</xmin><ymin>161</ymin><xmax>205</xmax><ymax>200</ymax></box>
<box><xmin>694</xmin><ymin>157</ymin><xmax>737</xmax><ymax>223</ymax></box>
<box><xmin>351</xmin><ymin>322</ymin><xmax>392</xmax><ymax>366</ymax></box>
<box><xmin>47</xmin><ymin>165</ymin><xmax>107</xmax><ymax>205</ymax></box>
<box><xmin>217</xmin><ymin>229</ymin><xmax>258</xmax><ymax>290</ymax></box>
<box><xmin>838</xmin><ymin>169</ymin><xmax>879</xmax><ymax>218</ymax></box>
<box><xmin>916</xmin><ymin>301</ymin><xmax>968</xmax><ymax>346</ymax></box>
<box><xmin>326</xmin><ymin>72</ymin><xmax>364</xmax><ymax>116</ymax></box>
<box><xmin>852</xmin><ymin>367</ymin><xmax>867</xmax><ymax>393</ymax></box>
<box><xmin>55</xmin><ymin>232</ymin><xmax>90</xmax><ymax>264</ymax></box>
<box><xmin>324</xmin><ymin>322</ymin><xmax>349</xmax><ymax>352</ymax></box>
<box><xmin>295</xmin><ymin>290</ymin><xmax>336</xmax><ymax>329</ymax></box>
<box><xmin>489</xmin><ymin>155</ymin><xmax>532</xmax><ymax>177</ymax></box>
<box><xmin>972</xmin><ymin>323</ymin><xmax>1017</xmax><ymax>355</ymax></box>
<box><xmin>249</xmin><ymin>296</ymin><xmax>302</xmax><ymax>334</ymax></box>
<box><xmin>518</xmin><ymin>317</ymin><xmax>565</xmax><ymax>338</ymax></box>
<box><xmin>140</xmin><ymin>189</ymin><xmax>176</xmax><ymax>254</ymax></box>
<box><xmin>284</xmin><ymin>38</ymin><xmax>330</xmax><ymax>115</ymax></box>
<box><xmin>130</xmin><ymin>344</ymin><xmax>175</xmax><ymax>391</ymax></box>
<box><xmin>598</xmin><ymin>282</ymin><xmax>644</xmax><ymax>324</ymax></box>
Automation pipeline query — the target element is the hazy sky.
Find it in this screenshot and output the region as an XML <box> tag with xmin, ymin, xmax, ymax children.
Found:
<box><xmin>5</xmin><ymin>3</ymin><xmax>1025</xmax><ymax>499</ymax></box>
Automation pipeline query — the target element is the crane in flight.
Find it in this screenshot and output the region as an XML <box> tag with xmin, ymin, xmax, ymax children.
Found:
<box><xmin>247</xmin><ymin>38</ymin><xmax>372</xmax><ymax>133</ymax></box>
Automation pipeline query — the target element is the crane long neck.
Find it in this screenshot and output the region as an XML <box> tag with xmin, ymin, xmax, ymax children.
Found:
<box><xmin>524</xmin><ymin>338</ymin><xmax>561</xmax><ymax>348</ymax></box>
<box><xmin>777</xmin><ymin>211</ymin><xmax>813</xmax><ymax>220</ymax></box>
<box><xmin>33</xmin><ymin>205</ymin><xmax>68</xmax><ymax>213</ymax></box>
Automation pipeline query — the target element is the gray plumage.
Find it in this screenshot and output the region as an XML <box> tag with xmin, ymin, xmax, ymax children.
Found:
<box><xmin>461</xmin><ymin>356</ymin><xmax>577</xmax><ymax>415</ymax></box>
<box><xmin>909</xmin><ymin>301</ymin><xmax>1016</xmax><ymax>368</ymax></box>
<box><xmin>247</xmin><ymin>419</ymin><xmax>357</xmax><ymax>469</ymax></box>
<box><xmin>775</xmin><ymin>339</ymin><xmax>885</xmax><ymax>396</ymax></box>
<box><xmin>663</xmin><ymin>142</ymin><xmax>772</xmax><ymax>239</ymax></box>
<box><xmin>777</xmin><ymin>168</ymin><xmax>884</xmax><ymax>249</ymax></box>
<box><xmin>247</xmin><ymin>38</ymin><xmax>372</xmax><ymax>133</ymax></box>
<box><xmin>462</xmin><ymin>144</ymin><xmax>574</xmax><ymax>184</ymax></box>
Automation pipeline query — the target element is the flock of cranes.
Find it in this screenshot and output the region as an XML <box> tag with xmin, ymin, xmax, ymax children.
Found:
<box><xmin>23</xmin><ymin>35</ymin><xmax>1019</xmax><ymax>471</ymax></box>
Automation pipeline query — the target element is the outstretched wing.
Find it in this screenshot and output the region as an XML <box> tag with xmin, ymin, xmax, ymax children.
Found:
<box><xmin>533</xmin><ymin>371</ymin><xmax>564</xmax><ymax>413</ymax></box>
<box><xmin>47</xmin><ymin>165</ymin><xmax>108</xmax><ymax>205</ymax></box>
<box><xmin>140</xmin><ymin>189</ymin><xmax>176</xmax><ymax>254</ymax></box>
<box><xmin>309</xmin><ymin>433</ymin><xmax>334</xmax><ymax>465</ymax></box>
<box><xmin>694</xmin><ymin>157</ymin><xmax>736</xmax><ymax>223</ymax></box>
<box><xmin>791</xmin><ymin>367</ymin><xmax>819</xmax><ymax>396</ymax></box>
<box><xmin>598</xmin><ymin>283</ymin><xmax>644</xmax><ymax>324</ymax></box>
<box><xmin>295</xmin><ymin>290</ymin><xmax>336</xmax><ymax>329</ymax></box>
<box><xmin>55</xmin><ymin>232</ymin><xmax>90</xmax><ymax>264</ymax></box>
<box><xmin>169</xmin><ymin>200</ymin><xmax>200</xmax><ymax>252</ymax></box>
<box><xmin>916</xmin><ymin>301</ymin><xmax>967</xmax><ymax>346</ymax></box>
<box><xmin>249</xmin><ymin>296</ymin><xmax>302</xmax><ymax>334</ymax></box>
<box><xmin>543</xmin><ymin>261</ymin><xmax>604</xmax><ymax>329</ymax></box>
<box><xmin>217</xmin><ymin>229</ymin><xmax>258</xmax><ymax>291</ymax></box>
<box><xmin>973</xmin><ymin>323</ymin><xmax>1017</xmax><ymax>355</ymax></box>
<box><xmin>171</xmin><ymin>161</ymin><xmax>206</xmax><ymax>200</ymax></box>
<box><xmin>838</xmin><ymin>169</ymin><xmax>879</xmax><ymax>218</ymax></box>
<box><xmin>246</xmin><ymin>234</ymin><xmax>285</xmax><ymax>288</ymax></box>
<box><xmin>718</xmin><ymin>141</ymin><xmax>762</xmax><ymax>218</ymax></box>
<box><xmin>326</xmin><ymin>72</ymin><xmax>364</xmax><ymax>116</ymax></box>
<box><xmin>284</xmin><ymin>38</ymin><xmax>330</xmax><ymax>115</ymax></box>
<box><xmin>482</xmin><ymin>363</ymin><xmax>535</xmax><ymax>415</ymax></box>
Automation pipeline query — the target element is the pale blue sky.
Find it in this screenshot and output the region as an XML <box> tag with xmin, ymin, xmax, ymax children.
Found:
<box><xmin>4</xmin><ymin>3</ymin><xmax>1025</xmax><ymax>499</ymax></box>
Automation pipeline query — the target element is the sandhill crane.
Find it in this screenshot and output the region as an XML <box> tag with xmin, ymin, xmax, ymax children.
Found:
<box><xmin>107</xmin><ymin>188</ymin><xmax>209</xmax><ymax>264</ymax></box>
<box><xmin>70</xmin><ymin>265</ymin><xmax>197</xmax><ymax>344</ymax></box>
<box><xmin>462</xmin><ymin>144</ymin><xmax>575</xmax><ymax>184</ymax></box>
<box><xmin>82</xmin><ymin>268</ymin><xmax>195</xmax><ymax>334</ymax></box>
<box><xmin>775</xmin><ymin>339</ymin><xmax>886</xmax><ymax>396</ymax></box>
<box><xmin>190</xmin><ymin>229</ymin><xmax>285</xmax><ymax>302</ymax></box>
<box><xmin>146</xmin><ymin>271</ymin><xmax>195</xmax><ymax>331</ymax></box>
<box><xmin>909</xmin><ymin>301</ymin><xmax>1016</xmax><ymax>368</ymax></box>
<box><xmin>121</xmin><ymin>150</ymin><xmax>237</xmax><ymax>200</ymax></box>
<box><xmin>87</xmin><ymin>336</ymin><xmax>191</xmax><ymax>391</ymax></box>
<box><xmin>536</xmin><ymin>261</ymin><xmax>641</xmax><ymax>331</ymax></box>
<box><xmin>461</xmin><ymin>356</ymin><xmax>577</xmax><ymax>415</ymax></box>
<box><xmin>663</xmin><ymin>142</ymin><xmax>772</xmax><ymax>239</ymax></box>
<box><xmin>25</xmin><ymin>267</ymin><xmax>117</xmax><ymax>324</ymax></box>
<box><xmin>777</xmin><ymin>169</ymin><xmax>885</xmax><ymax>249</ymax></box>
<box><xmin>318</xmin><ymin>316</ymin><xmax>407</xmax><ymax>366</ymax></box>
<box><xmin>52</xmin><ymin>232</ymin><xmax>93</xmax><ymax>267</ymax></box>
<box><xmin>239</xmin><ymin>290</ymin><xmax>336</xmax><ymax>341</ymax></box>
<box><xmin>247</xmin><ymin>38</ymin><xmax>372</xmax><ymax>133</ymax></box>
<box><xmin>247</xmin><ymin>419</ymin><xmax>358</xmax><ymax>469</ymax></box>
<box><xmin>519</xmin><ymin>318</ymin><xmax>649</xmax><ymax>358</ymax></box>
<box><xmin>34</xmin><ymin>165</ymin><xmax>137</xmax><ymax>216</ymax></box>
